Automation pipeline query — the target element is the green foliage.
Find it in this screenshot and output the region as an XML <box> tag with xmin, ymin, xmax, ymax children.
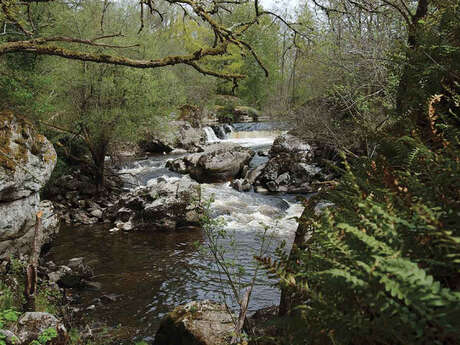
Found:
<box><xmin>0</xmin><ymin>309</ymin><xmax>20</xmax><ymax>329</ymax></box>
<box><xmin>29</xmin><ymin>327</ymin><xmax>58</xmax><ymax>345</ymax></box>
<box><xmin>0</xmin><ymin>309</ymin><xmax>20</xmax><ymax>345</ymax></box>
<box><xmin>270</xmin><ymin>83</ymin><xmax>460</xmax><ymax>344</ymax></box>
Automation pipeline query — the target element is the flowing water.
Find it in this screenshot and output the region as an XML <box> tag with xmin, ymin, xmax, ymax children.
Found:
<box><xmin>47</xmin><ymin>123</ymin><xmax>304</xmax><ymax>343</ymax></box>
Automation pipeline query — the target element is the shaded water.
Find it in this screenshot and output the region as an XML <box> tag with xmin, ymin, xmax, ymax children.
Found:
<box><xmin>47</xmin><ymin>125</ymin><xmax>304</xmax><ymax>342</ymax></box>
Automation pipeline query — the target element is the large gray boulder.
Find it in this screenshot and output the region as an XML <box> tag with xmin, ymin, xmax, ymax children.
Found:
<box><xmin>0</xmin><ymin>200</ymin><xmax>59</xmax><ymax>256</ymax></box>
<box><xmin>0</xmin><ymin>112</ymin><xmax>58</xmax><ymax>258</ymax></box>
<box><xmin>166</xmin><ymin>143</ymin><xmax>254</xmax><ymax>183</ymax></box>
<box><xmin>139</xmin><ymin>121</ymin><xmax>205</xmax><ymax>154</ymax></box>
<box><xmin>154</xmin><ymin>301</ymin><xmax>234</xmax><ymax>345</ymax></box>
<box><xmin>255</xmin><ymin>134</ymin><xmax>334</xmax><ymax>194</ymax></box>
<box><xmin>105</xmin><ymin>176</ymin><xmax>202</xmax><ymax>231</ymax></box>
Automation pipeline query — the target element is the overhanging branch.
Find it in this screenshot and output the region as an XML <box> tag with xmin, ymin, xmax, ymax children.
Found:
<box><xmin>0</xmin><ymin>39</ymin><xmax>245</xmax><ymax>80</ymax></box>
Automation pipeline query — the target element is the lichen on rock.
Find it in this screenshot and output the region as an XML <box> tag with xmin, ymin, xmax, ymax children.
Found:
<box><xmin>0</xmin><ymin>110</ymin><xmax>57</xmax><ymax>201</ymax></box>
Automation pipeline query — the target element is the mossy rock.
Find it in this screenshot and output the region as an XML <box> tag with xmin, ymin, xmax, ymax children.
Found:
<box><xmin>0</xmin><ymin>111</ymin><xmax>57</xmax><ymax>201</ymax></box>
<box><xmin>153</xmin><ymin>301</ymin><xmax>234</xmax><ymax>345</ymax></box>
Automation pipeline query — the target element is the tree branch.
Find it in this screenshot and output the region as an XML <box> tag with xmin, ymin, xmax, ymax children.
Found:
<box><xmin>0</xmin><ymin>39</ymin><xmax>245</xmax><ymax>79</ymax></box>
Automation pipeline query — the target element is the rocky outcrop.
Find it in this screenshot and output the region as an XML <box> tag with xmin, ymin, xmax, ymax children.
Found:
<box><xmin>255</xmin><ymin>134</ymin><xmax>335</xmax><ymax>194</ymax></box>
<box><xmin>105</xmin><ymin>176</ymin><xmax>202</xmax><ymax>231</ymax></box>
<box><xmin>153</xmin><ymin>301</ymin><xmax>234</xmax><ymax>345</ymax></box>
<box><xmin>166</xmin><ymin>143</ymin><xmax>254</xmax><ymax>183</ymax></box>
<box><xmin>0</xmin><ymin>111</ymin><xmax>58</xmax><ymax>258</ymax></box>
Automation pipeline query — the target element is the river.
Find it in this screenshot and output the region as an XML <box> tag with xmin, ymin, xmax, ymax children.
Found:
<box><xmin>46</xmin><ymin>123</ymin><xmax>304</xmax><ymax>343</ymax></box>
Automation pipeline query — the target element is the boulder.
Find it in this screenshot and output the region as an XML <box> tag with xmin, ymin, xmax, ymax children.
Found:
<box><xmin>139</xmin><ymin>122</ymin><xmax>205</xmax><ymax>154</ymax></box>
<box><xmin>138</xmin><ymin>138</ymin><xmax>174</xmax><ymax>154</ymax></box>
<box><xmin>0</xmin><ymin>112</ymin><xmax>58</xmax><ymax>258</ymax></box>
<box><xmin>48</xmin><ymin>258</ymin><xmax>93</xmax><ymax>288</ymax></box>
<box><xmin>105</xmin><ymin>176</ymin><xmax>202</xmax><ymax>231</ymax></box>
<box><xmin>230</xmin><ymin>164</ymin><xmax>265</xmax><ymax>193</ymax></box>
<box><xmin>166</xmin><ymin>143</ymin><xmax>254</xmax><ymax>183</ymax></box>
<box><xmin>223</xmin><ymin>124</ymin><xmax>233</xmax><ymax>134</ymax></box>
<box><xmin>13</xmin><ymin>312</ymin><xmax>67</xmax><ymax>345</ymax></box>
<box><xmin>255</xmin><ymin>134</ymin><xmax>333</xmax><ymax>194</ymax></box>
<box><xmin>153</xmin><ymin>301</ymin><xmax>234</xmax><ymax>345</ymax></box>
<box><xmin>230</xmin><ymin>179</ymin><xmax>251</xmax><ymax>192</ymax></box>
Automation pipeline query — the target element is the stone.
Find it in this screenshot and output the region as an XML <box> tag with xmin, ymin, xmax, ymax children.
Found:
<box><xmin>86</xmin><ymin>200</ymin><xmax>101</xmax><ymax>210</ymax></box>
<box><xmin>90</xmin><ymin>209</ymin><xmax>103</xmax><ymax>219</ymax></box>
<box><xmin>257</xmin><ymin>149</ymin><xmax>269</xmax><ymax>157</ymax></box>
<box><xmin>85</xmin><ymin>281</ymin><xmax>102</xmax><ymax>291</ymax></box>
<box><xmin>48</xmin><ymin>259</ymin><xmax>93</xmax><ymax>288</ymax></box>
<box><xmin>254</xmin><ymin>186</ymin><xmax>269</xmax><ymax>194</ymax></box>
<box><xmin>13</xmin><ymin>312</ymin><xmax>67</xmax><ymax>345</ymax></box>
<box><xmin>138</xmin><ymin>138</ymin><xmax>174</xmax><ymax>154</ymax></box>
<box><xmin>0</xmin><ymin>111</ymin><xmax>56</xmax><ymax>201</ymax></box>
<box><xmin>230</xmin><ymin>179</ymin><xmax>251</xmax><ymax>192</ymax></box>
<box><xmin>139</xmin><ymin>121</ymin><xmax>205</xmax><ymax>154</ymax></box>
<box><xmin>73</xmin><ymin>211</ymin><xmax>97</xmax><ymax>225</ymax></box>
<box><xmin>167</xmin><ymin>143</ymin><xmax>254</xmax><ymax>183</ymax></box>
<box><xmin>105</xmin><ymin>176</ymin><xmax>203</xmax><ymax>232</ymax></box>
<box><xmin>223</xmin><ymin>124</ymin><xmax>233</xmax><ymax>134</ymax></box>
<box><xmin>0</xmin><ymin>198</ymin><xmax>59</xmax><ymax>258</ymax></box>
<box><xmin>153</xmin><ymin>301</ymin><xmax>234</xmax><ymax>345</ymax></box>
<box><xmin>100</xmin><ymin>294</ymin><xmax>119</xmax><ymax>303</ymax></box>
<box><xmin>0</xmin><ymin>330</ymin><xmax>19</xmax><ymax>345</ymax></box>
<box><xmin>255</xmin><ymin>134</ymin><xmax>334</xmax><ymax>194</ymax></box>
<box><xmin>66</xmin><ymin>257</ymin><xmax>84</xmax><ymax>269</ymax></box>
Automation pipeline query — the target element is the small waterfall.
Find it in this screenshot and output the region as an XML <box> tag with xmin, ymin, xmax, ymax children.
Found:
<box><xmin>211</xmin><ymin>125</ymin><xmax>227</xmax><ymax>140</ymax></box>
<box><xmin>223</xmin><ymin>124</ymin><xmax>234</xmax><ymax>134</ymax></box>
<box><xmin>203</xmin><ymin>126</ymin><xmax>220</xmax><ymax>143</ymax></box>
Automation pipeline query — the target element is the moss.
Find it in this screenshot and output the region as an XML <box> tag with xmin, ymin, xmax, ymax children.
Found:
<box><xmin>0</xmin><ymin>110</ymin><xmax>53</xmax><ymax>171</ymax></box>
<box><xmin>0</xmin><ymin>120</ymin><xmax>14</xmax><ymax>171</ymax></box>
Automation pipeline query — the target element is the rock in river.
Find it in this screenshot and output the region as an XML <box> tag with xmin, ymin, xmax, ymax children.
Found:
<box><xmin>139</xmin><ymin>121</ymin><xmax>205</xmax><ymax>154</ymax></box>
<box><xmin>255</xmin><ymin>134</ymin><xmax>333</xmax><ymax>194</ymax></box>
<box><xmin>154</xmin><ymin>300</ymin><xmax>234</xmax><ymax>345</ymax></box>
<box><xmin>166</xmin><ymin>143</ymin><xmax>254</xmax><ymax>183</ymax></box>
<box><xmin>105</xmin><ymin>176</ymin><xmax>203</xmax><ymax>231</ymax></box>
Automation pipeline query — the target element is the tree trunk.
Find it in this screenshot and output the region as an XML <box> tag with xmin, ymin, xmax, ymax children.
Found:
<box><xmin>90</xmin><ymin>139</ymin><xmax>108</xmax><ymax>193</ymax></box>
<box><xmin>396</xmin><ymin>0</ymin><xmax>429</xmax><ymax>117</ymax></box>
<box><xmin>278</xmin><ymin>207</ymin><xmax>310</xmax><ymax>317</ymax></box>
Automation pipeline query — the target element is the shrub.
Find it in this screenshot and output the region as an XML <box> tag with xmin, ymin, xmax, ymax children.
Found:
<box><xmin>267</xmin><ymin>89</ymin><xmax>460</xmax><ymax>345</ymax></box>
